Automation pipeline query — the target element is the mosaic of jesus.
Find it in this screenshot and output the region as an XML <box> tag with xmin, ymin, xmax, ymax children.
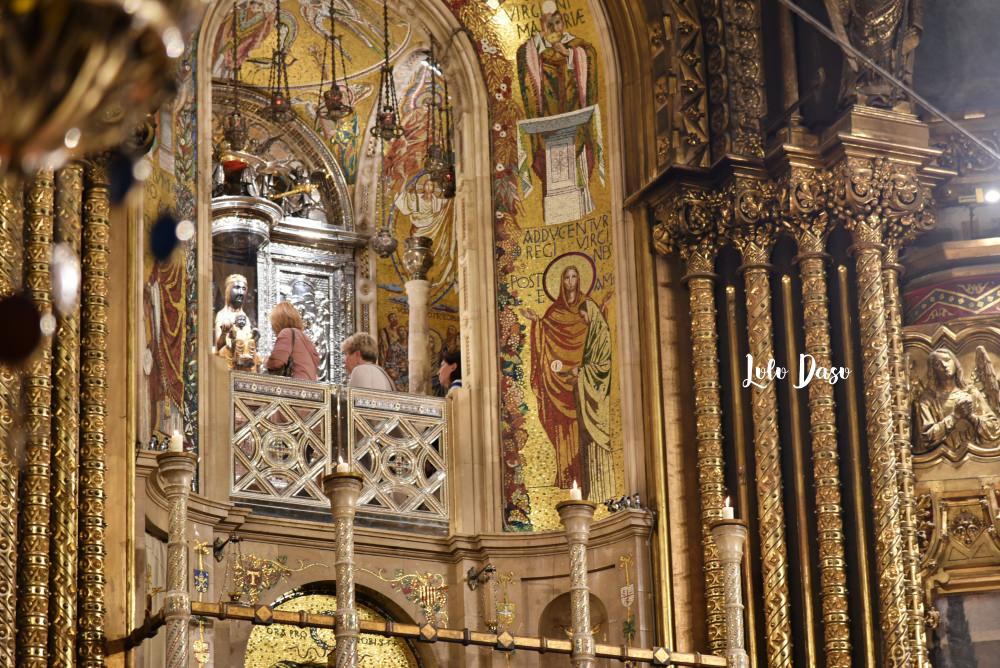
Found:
<box><xmin>520</xmin><ymin>252</ymin><xmax>614</xmax><ymax>502</ymax></box>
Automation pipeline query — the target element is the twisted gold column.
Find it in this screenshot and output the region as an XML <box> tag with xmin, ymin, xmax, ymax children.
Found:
<box><xmin>849</xmin><ymin>221</ymin><xmax>910</xmax><ymax>667</ymax></box>
<box><xmin>735</xmin><ymin>232</ymin><xmax>792</xmax><ymax>668</ymax></box>
<box><xmin>795</xmin><ymin>232</ymin><xmax>852</xmax><ymax>667</ymax></box>
<box><xmin>681</xmin><ymin>245</ymin><xmax>726</xmax><ymax>655</ymax></box>
<box><xmin>50</xmin><ymin>164</ymin><xmax>83</xmax><ymax>667</ymax></box>
<box><xmin>882</xmin><ymin>245</ymin><xmax>928</xmax><ymax>667</ymax></box>
<box><xmin>324</xmin><ymin>471</ymin><xmax>364</xmax><ymax>668</ymax></box>
<box><xmin>557</xmin><ymin>499</ymin><xmax>597</xmax><ymax>668</ymax></box>
<box><xmin>78</xmin><ymin>159</ymin><xmax>109</xmax><ymax>667</ymax></box>
<box><xmin>18</xmin><ymin>168</ymin><xmax>55</xmax><ymax>667</ymax></box>
<box><xmin>159</xmin><ymin>452</ymin><xmax>196</xmax><ymax>668</ymax></box>
<box><xmin>0</xmin><ymin>179</ymin><xmax>22</xmax><ymax>667</ymax></box>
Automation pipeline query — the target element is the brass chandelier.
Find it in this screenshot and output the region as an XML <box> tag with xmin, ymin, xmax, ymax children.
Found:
<box><xmin>0</xmin><ymin>0</ymin><xmax>206</xmax><ymax>173</ymax></box>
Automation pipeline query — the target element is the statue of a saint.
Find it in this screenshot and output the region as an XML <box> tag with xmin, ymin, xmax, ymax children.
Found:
<box><xmin>914</xmin><ymin>348</ymin><xmax>1000</xmax><ymax>458</ymax></box>
<box><xmin>215</xmin><ymin>274</ymin><xmax>254</xmax><ymax>354</ymax></box>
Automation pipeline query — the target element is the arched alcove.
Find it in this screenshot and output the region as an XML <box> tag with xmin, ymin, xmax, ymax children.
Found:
<box><xmin>194</xmin><ymin>0</ymin><xmax>499</xmax><ymax>530</ymax></box>
<box><xmin>537</xmin><ymin>591</ymin><xmax>610</xmax><ymax>667</ymax></box>
<box><xmin>242</xmin><ymin>581</ymin><xmax>431</xmax><ymax>667</ymax></box>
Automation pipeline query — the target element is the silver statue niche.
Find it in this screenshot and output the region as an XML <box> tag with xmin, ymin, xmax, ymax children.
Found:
<box><xmin>210</xmin><ymin>102</ymin><xmax>365</xmax><ymax>383</ymax></box>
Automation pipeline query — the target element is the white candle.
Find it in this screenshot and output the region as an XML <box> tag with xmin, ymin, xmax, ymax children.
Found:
<box><xmin>336</xmin><ymin>456</ymin><xmax>350</xmax><ymax>473</ymax></box>
<box><xmin>569</xmin><ymin>480</ymin><xmax>582</xmax><ymax>501</ymax></box>
<box><xmin>168</xmin><ymin>429</ymin><xmax>183</xmax><ymax>453</ymax></box>
<box><xmin>722</xmin><ymin>496</ymin><xmax>735</xmax><ymax>520</ymax></box>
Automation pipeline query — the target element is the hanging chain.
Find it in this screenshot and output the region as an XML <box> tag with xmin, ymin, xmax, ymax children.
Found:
<box><xmin>231</xmin><ymin>0</ymin><xmax>239</xmax><ymax>105</ymax></box>
<box><xmin>383</xmin><ymin>0</ymin><xmax>390</xmax><ymax>61</ymax></box>
<box><xmin>329</xmin><ymin>0</ymin><xmax>337</xmax><ymax>82</ymax></box>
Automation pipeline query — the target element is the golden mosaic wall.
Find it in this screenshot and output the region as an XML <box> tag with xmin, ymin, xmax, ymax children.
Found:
<box><xmin>451</xmin><ymin>0</ymin><xmax>625</xmax><ymax>530</ymax></box>
<box><xmin>243</xmin><ymin>593</ymin><xmax>419</xmax><ymax>667</ymax></box>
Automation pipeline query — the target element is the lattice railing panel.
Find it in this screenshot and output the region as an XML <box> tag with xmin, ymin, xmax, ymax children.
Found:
<box><xmin>348</xmin><ymin>389</ymin><xmax>449</xmax><ymax>523</ymax></box>
<box><xmin>231</xmin><ymin>373</ymin><xmax>332</xmax><ymax>509</ymax></box>
<box><xmin>229</xmin><ymin>375</ymin><xmax>449</xmax><ymax>527</ymax></box>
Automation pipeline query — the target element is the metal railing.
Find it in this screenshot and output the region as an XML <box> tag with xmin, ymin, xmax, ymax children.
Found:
<box><xmin>230</xmin><ymin>372</ymin><xmax>449</xmax><ymax>530</ymax></box>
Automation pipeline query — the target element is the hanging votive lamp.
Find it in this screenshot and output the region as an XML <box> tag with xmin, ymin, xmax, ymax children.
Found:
<box><xmin>319</xmin><ymin>0</ymin><xmax>353</xmax><ymax>122</ymax></box>
<box><xmin>371</xmin><ymin>0</ymin><xmax>403</xmax><ymax>141</ymax></box>
<box><xmin>222</xmin><ymin>0</ymin><xmax>249</xmax><ymax>152</ymax></box>
<box><xmin>422</xmin><ymin>35</ymin><xmax>448</xmax><ymax>179</ymax></box>
<box><xmin>262</xmin><ymin>0</ymin><xmax>295</xmax><ymax>124</ymax></box>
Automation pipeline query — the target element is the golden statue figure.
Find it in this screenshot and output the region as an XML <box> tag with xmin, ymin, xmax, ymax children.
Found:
<box><xmin>218</xmin><ymin>313</ymin><xmax>261</xmax><ymax>372</ymax></box>
<box><xmin>914</xmin><ymin>348</ymin><xmax>1000</xmax><ymax>460</ymax></box>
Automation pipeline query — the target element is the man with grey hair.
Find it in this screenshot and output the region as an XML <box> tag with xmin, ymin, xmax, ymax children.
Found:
<box><xmin>341</xmin><ymin>332</ymin><xmax>395</xmax><ymax>391</ymax></box>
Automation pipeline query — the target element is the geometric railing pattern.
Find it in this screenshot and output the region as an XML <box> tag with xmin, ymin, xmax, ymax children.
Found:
<box><xmin>231</xmin><ymin>373</ymin><xmax>332</xmax><ymax>512</ymax></box>
<box><xmin>348</xmin><ymin>388</ymin><xmax>449</xmax><ymax>530</ymax></box>
<box><xmin>229</xmin><ymin>372</ymin><xmax>449</xmax><ymax>531</ymax></box>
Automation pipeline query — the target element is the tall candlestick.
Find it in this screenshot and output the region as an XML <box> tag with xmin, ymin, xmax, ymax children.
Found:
<box><xmin>711</xmin><ymin>519</ymin><xmax>749</xmax><ymax>668</ymax></box>
<box><xmin>557</xmin><ymin>498</ymin><xmax>597</xmax><ymax>667</ymax></box>
<box><xmin>569</xmin><ymin>480</ymin><xmax>582</xmax><ymax>501</ymax></box>
<box><xmin>157</xmin><ymin>450</ymin><xmax>197</xmax><ymax>668</ymax></box>
<box><xmin>168</xmin><ymin>429</ymin><xmax>183</xmax><ymax>453</ymax></box>
<box><xmin>324</xmin><ymin>471</ymin><xmax>364</xmax><ymax>667</ymax></box>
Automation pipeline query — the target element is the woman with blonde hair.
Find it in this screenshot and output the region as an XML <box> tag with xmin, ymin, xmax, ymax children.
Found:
<box><xmin>264</xmin><ymin>301</ymin><xmax>320</xmax><ymax>381</ymax></box>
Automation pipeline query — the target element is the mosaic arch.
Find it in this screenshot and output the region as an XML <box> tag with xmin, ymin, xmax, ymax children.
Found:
<box><xmin>243</xmin><ymin>590</ymin><xmax>421</xmax><ymax>667</ymax></box>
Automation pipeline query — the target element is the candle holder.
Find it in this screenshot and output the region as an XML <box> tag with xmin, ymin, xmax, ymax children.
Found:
<box><xmin>556</xmin><ymin>499</ymin><xmax>597</xmax><ymax>667</ymax></box>
<box><xmin>710</xmin><ymin>518</ymin><xmax>749</xmax><ymax>668</ymax></box>
<box><xmin>324</xmin><ymin>471</ymin><xmax>364</xmax><ymax>668</ymax></box>
<box><xmin>157</xmin><ymin>451</ymin><xmax>197</xmax><ymax>668</ymax></box>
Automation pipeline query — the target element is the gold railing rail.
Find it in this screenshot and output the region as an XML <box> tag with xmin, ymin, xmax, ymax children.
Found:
<box><xmin>182</xmin><ymin>601</ymin><xmax>727</xmax><ymax>666</ymax></box>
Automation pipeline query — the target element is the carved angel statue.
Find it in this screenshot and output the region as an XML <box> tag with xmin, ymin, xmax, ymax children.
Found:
<box><xmin>914</xmin><ymin>348</ymin><xmax>1000</xmax><ymax>458</ymax></box>
<box><xmin>823</xmin><ymin>0</ymin><xmax>922</xmax><ymax>105</ymax></box>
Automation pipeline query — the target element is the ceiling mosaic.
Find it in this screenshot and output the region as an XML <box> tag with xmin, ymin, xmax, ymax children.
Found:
<box><xmin>211</xmin><ymin>0</ymin><xmax>411</xmax><ymax>88</ymax></box>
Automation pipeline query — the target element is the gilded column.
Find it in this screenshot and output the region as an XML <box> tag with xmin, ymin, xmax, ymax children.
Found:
<box><xmin>556</xmin><ymin>499</ymin><xmax>597</xmax><ymax>668</ymax></box>
<box><xmin>324</xmin><ymin>471</ymin><xmax>364</xmax><ymax>668</ymax></box>
<box><xmin>18</xmin><ymin>168</ymin><xmax>55</xmax><ymax>667</ymax></box>
<box><xmin>78</xmin><ymin>158</ymin><xmax>109</xmax><ymax>667</ymax></box>
<box><xmin>883</xmin><ymin>239</ymin><xmax>928</xmax><ymax>667</ymax></box>
<box><xmin>682</xmin><ymin>243</ymin><xmax>727</xmax><ymax>654</ymax></box>
<box><xmin>732</xmin><ymin>222</ymin><xmax>792</xmax><ymax>668</ymax></box>
<box><xmin>0</xmin><ymin>179</ymin><xmax>22</xmax><ymax>667</ymax></box>
<box><xmin>653</xmin><ymin>192</ymin><xmax>726</xmax><ymax>653</ymax></box>
<box><xmin>791</xmin><ymin>211</ymin><xmax>852</xmax><ymax>665</ymax></box>
<box><xmin>50</xmin><ymin>164</ymin><xmax>83</xmax><ymax>667</ymax></box>
<box><xmin>158</xmin><ymin>451</ymin><xmax>196</xmax><ymax>668</ymax></box>
<box><xmin>846</xmin><ymin>212</ymin><xmax>911</xmax><ymax>667</ymax></box>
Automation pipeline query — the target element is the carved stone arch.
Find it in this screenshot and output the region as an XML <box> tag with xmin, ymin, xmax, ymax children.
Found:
<box><xmin>211</xmin><ymin>84</ymin><xmax>354</xmax><ymax>231</ymax></box>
